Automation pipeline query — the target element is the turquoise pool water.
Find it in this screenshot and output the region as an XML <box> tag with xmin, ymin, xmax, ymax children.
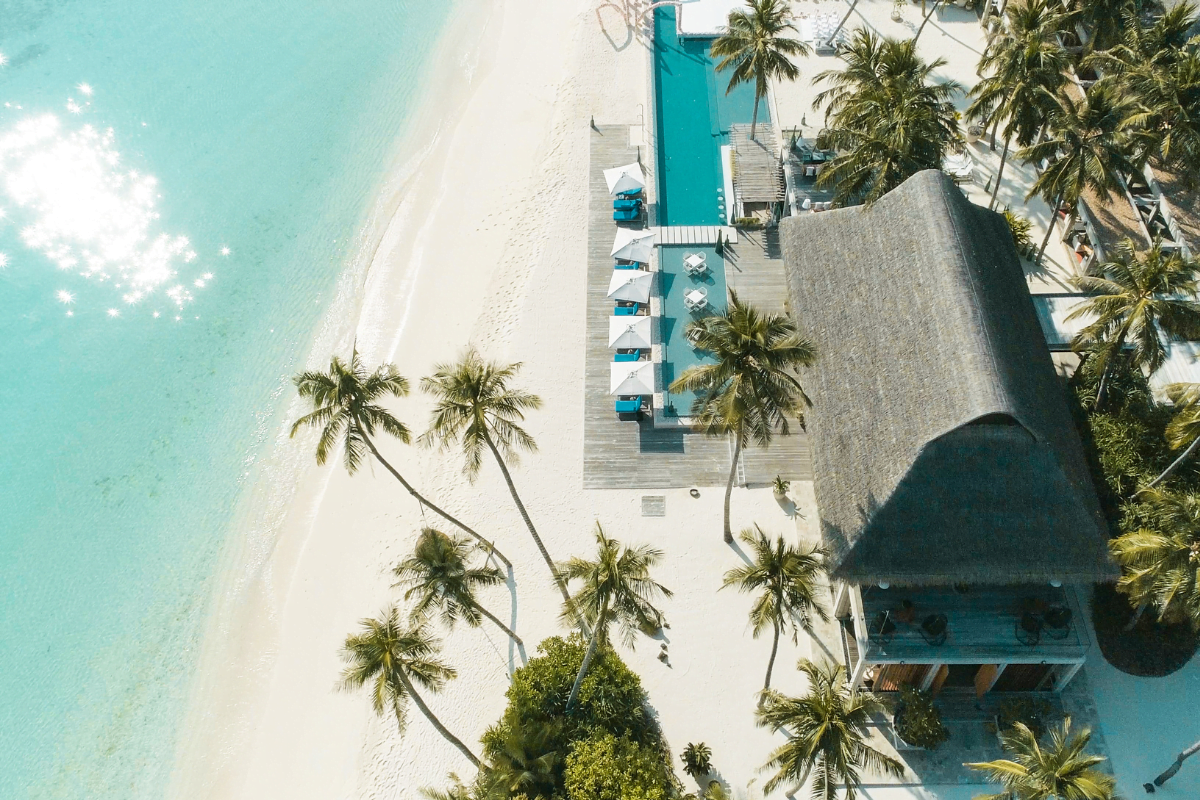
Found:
<box><xmin>651</xmin><ymin>7</ymin><xmax>760</xmax><ymax>414</ymax></box>
<box><xmin>652</xmin><ymin>6</ymin><xmax>764</xmax><ymax>226</ymax></box>
<box><xmin>0</xmin><ymin>2</ymin><xmax>456</xmax><ymax>797</ymax></box>
<box><xmin>658</xmin><ymin>245</ymin><xmax>728</xmax><ymax>415</ymax></box>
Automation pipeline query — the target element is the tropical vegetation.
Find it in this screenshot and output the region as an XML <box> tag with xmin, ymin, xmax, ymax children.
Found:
<box><xmin>290</xmin><ymin>352</ymin><xmax>509</xmax><ymax>566</ymax></box>
<box><xmin>756</xmin><ymin>659</ymin><xmax>904</xmax><ymax>798</ymax></box>
<box><xmin>712</xmin><ymin>0</ymin><xmax>809</xmax><ymax>139</ymax></box>
<box><xmin>1110</xmin><ymin>486</ymin><xmax>1200</xmax><ymax>630</ymax></box>
<box><xmin>556</xmin><ymin>524</ymin><xmax>672</xmax><ymax>713</ymax></box>
<box><xmin>813</xmin><ymin>32</ymin><xmax>961</xmax><ymax>205</ymax></box>
<box><xmin>966</xmin><ymin>718</ymin><xmax>1118</xmax><ymax>800</ymax></box>
<box><xmin>671</xmin><ymin>291</ymin><xmax>816</xmax><ymax>542</ymax></box>
<box><xmin>721</xmin><ymin>524</ymin><xmax>827</xmax><ymax>693</ymax></box>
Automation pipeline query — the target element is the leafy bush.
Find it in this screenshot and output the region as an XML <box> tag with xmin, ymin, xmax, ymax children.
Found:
<box><xmin>994</xmin><ymin>696</ymin><xmax>1055</xmax><ymax>741</ymax></box>
<box><xmin>772</xmin><ymin>476</ymin><xmax>791</xmax><ymax>496</ymax></box>
<box><xmin>893</xmin><ymin>686</ymin><xmax>950</xmax><ymax>750</ymax></box>
<box><xmin>681</xmin><ymin>742</ymin><xmax>713</xmax><ymax>778</ymax></box>
<box><xmin>564</xmin><ymin>732</ymin><xmax>671</xmax><ymax>800</ymax></box>
<box><xmin>475</xmin><ymin>636</ymin><xmax>676</xmax><ymax>800</ymax></box>
<box><xmin>733</xmin><ymin>217</ymin><xmax>764</xmax><ymax>229</ymax></box>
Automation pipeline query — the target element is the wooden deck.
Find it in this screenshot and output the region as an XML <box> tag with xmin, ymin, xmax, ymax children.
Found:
<box><xmin>731</xmin><ymin>124</ymin><xmax>785</xmax><ymax>203</ymax></box>
<box><xmin>655</xmin><ymin>225</ymin><xmax>737</xmax><ymax>245</ymax></box>
<box><xmin>583</xmin><ymin>126</ymin><xmax>812</xmax><ymax>489</ymax></box>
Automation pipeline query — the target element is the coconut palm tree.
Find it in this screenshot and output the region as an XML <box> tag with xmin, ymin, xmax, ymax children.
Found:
<box><xmin>1109</xmin><ymin>487</ymin><xmax>1200</xmax><ymax>630</ymax></box>
<box><xmin>1149</xmin><ymin>382</ymin><xmax>1200</xmax><ymax>488</ymax></box>
<box><xmin>290</xmin><ymin>352</ymin><xmax>510</xmax><ymax>568</ymax></box>
<box><xmin>711</xmin><ymin>0</ymin><xmax>810</xmax><ymax>140</ymax></box>
<box><xmin>339</xmin><ymin>606</ymin><xmax>481</xmax><ymax>767</ymax></box>
<box><xmin>757</xmin><ymin>659</ymin><xmax>904</xmax><ymax>798</ymax></box>
<box><xmin>420</xmin><ymin>349</ymin><xmax>568</xmax><ymax>608</ymax></box>
<box><xmin>1066</xmin><ymin>240</ymin><xmax>1200</xmax><ymax>408</ymax></box>
<box><xmin>481</xmin><ymin>720</ymin><xmax>562</xmax><ymax>800</ymax></box>
<box><xmin>814</xmin><ymin>37</ymin><xmax>961</xmax><ymax>205</ymax></box>
<box><xmin>966</xmin><ymin>0</ymin><xmax>1069</xmax><ymax>210</ymax></box>
<box><xmin>671</xmin><ymin>291</ymin><xmax>816</xmax><ymax>543</ymax></box>
<box><xmin>811</xmin><ymin>29</ymin><xmax>887</xmax><ymax>122</ymax></box>
<box><xmin>557</xmin><ymin>523</ymin><xmax>672</xmax><ymax>714</ymax></box>
<box><xmin>1092</xmin><ymin>3</ymin><xmax>1200</xmax><ymax>186</ymax></box>
<box><xmin>721</xmin><ymin>524</ymin><xmax>828</xmax><ymax>694</ymax></box>
<box><xmin>1073</xmin><ymin>0</ymin><xmax>1133</xmax><ymax>54</ymax></box>
<box><xmin>394</xmin><ymin>527</ymin><xmax>523</xmax><ymax>647</ymax></box>
<box><xmin>966</xmin><ymin>718</ymin><xmax>1117</xmax><ymax>800</ymax></box>
<box><xmin>1020</xmin><ymin>80</ymin><xmax>1140</xmax><ymax>266</ymax></box>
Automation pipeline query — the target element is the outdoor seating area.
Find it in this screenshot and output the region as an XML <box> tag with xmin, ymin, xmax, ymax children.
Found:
<box><xmin>683</xmin><ymin>251</ymin><xmax>707</xmax><ymax>276</ymax></box>
<box><xmin>683</xmin><ymin>286</ymin><xmax>708</xmax><ymax>311</ymax></box>
<box><xmin>786</xmin><ymin>138</ymin><xmax>836</xmax><ymax>213</ymax></box>
<box><xmin>605</xmin><ymin>161</ymin><xmax>646</xmax><ymax>223</ymax></box>
<box><xmin>943</xmin><ymin>150</ymin><xmax>975</xmax><ymax>184</ymax></box>
<box><xmin>605</xmin><ymin>173</ymin><xmax>656</xmax><ymax>418</ymax></box>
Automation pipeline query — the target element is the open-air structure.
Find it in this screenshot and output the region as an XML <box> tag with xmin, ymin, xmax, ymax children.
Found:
<box><xmin>780</xmin><ymin>171</ymin><xmax>1116</xmax><ymax>696</ymax></box>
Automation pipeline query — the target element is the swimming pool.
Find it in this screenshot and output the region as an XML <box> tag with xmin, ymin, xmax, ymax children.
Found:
<box><xmin>652</xmin><ymin>6</ymin><xmax>765</xmax><ymax>226</ymax></box>
<box><xmin>651</xmin><ymin>7</ymin><xmax>762</xmax><ymax>416</ymax></box>
<box><xmin>658</xmin><ymin>245</ymin><xmax>728</xmax><ymax>415</ymax></box>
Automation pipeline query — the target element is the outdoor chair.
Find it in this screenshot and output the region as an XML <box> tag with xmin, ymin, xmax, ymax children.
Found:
<box><xmin>614</xmin><ymin>260</ymin><xmax>641</xmax><ymax>270</ymax></box>
<box><xmin>613</xmin><ymin>208</ymin><xmax>640</xmax><ymax>222</ymax></box>
<box><xmin>615</xmin><ymin>397</ymin><xmax>644</xmax><ymax>415</ymax></box>
<box><xmin>613</xmin><ymin>351</ymin><xmax>641</xmax><ymax>362</ymax></box>
<box><xmin>614</xmin><ymin>304</ymin><xmax>638</xmax><ymax>316</ymax></box>
<box><xmin>919</xmin><ymin>614</ymin><xmax>948</xmax><ymax>646</ymax></box>
<box><xmin>613</xmin><ymin>198</ymin><xmax>641</xmax><ymax>211</ymax></box>
<box><xmin>870</xmin><ymin>611</ymin><xmax>896</xmax><ymax>645</ymax></box>
<box><xmin>1044</xmin><ymin>606</ymin><xmax>1073</xmax><ymax>640</ymax></box>
<box><xmin>1016</xmin><ymin>611</ymin><xmax>1042</xmax><ymax>646</ymax></box>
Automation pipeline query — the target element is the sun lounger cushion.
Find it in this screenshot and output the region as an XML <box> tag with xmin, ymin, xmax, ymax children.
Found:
<box><xmin>615</xmin><ymin>399</ymin><xmax>642</xmax><ymax>413</ymax></box>
<box><xmin>614</xmin><ymin>304</ymin><xmax>637</xmax><ymax>315</ymax></box>
<box><xmin>613</xmin><ymin>352</ymin><xmax>640</xmax><ymax>362</ymax></box>
<box><xmin>613</xmin><ymin>208</ymin><xmax>639</xmax><ymax>221</ymax></box>
<box><xmin>613</xmin><ymin>199</ymin><xmax>642</xmax><ymax>210</ymax></box>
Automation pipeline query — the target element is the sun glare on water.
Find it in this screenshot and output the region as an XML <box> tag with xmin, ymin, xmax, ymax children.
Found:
<box><xmin>0</xmin><ymin>96</ymin><xmax>215</xmax><ymax>314</ymax></box>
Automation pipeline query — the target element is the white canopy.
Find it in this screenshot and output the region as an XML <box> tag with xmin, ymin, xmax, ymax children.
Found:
<box><xmin>608</xmin><ymin>315</ymin><xmax>653</xmax><ymax>349</ymax></box>
<box><xmin>607</xmin><ymin>270</ymin><xmax>653</xmax><ymax>303</ymax></box>
<box><xmin>611</xmin><ymin>228</ymin><xmax>656</xmax><ymax>262</ymax></box>
<box><xmin>604</xmin><ymin>162</ymin><xmax>646</xmax><ymax>196</ymax></box>
<box><xmin>610</xmin><ymin>360</ymin><xmax>656</xmax><ymax>395</ymax></box>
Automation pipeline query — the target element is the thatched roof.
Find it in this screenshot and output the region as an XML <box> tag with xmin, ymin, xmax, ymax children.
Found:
<box><xmin>779</xmin><ymin>170</ymin><xmax>1114</xmax><ymax>586</ymax></box>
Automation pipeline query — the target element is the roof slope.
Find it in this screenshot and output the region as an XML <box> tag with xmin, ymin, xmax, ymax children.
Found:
<box><xmin>779</xmin><ymin>170</ymin><xmax>1114</xmax><ymax>585</ymax></box>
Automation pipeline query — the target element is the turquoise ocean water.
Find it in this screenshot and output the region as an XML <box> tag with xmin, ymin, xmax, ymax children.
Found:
<box><xmin>0</xmin><ymin>2</ymin><xmax>456</xmax><ymax>797</ymax></box>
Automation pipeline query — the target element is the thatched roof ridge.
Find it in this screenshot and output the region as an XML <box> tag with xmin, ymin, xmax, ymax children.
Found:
<box><xmin>779</xmin><ymin>170</ymin><xmax>1114</xmax><ymax>586</ymax></box>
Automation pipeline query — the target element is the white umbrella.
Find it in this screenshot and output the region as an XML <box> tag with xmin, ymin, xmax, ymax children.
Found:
<box><xmin>604</xmin><ymin>162</ymin><xmax>646</xmax><ymax>196</ymax></box>
<box><xmin>608</xmin><ymin>315</ymin><xmax>653</xmax><ymax>348</ymax></box>
<box><xmin>607</xmin><ymin>270</ymin><xmax>653</xmax><ymax>303</ymax></box>
<box><xmin>611</xmin><ymin>228</ymin><xmax>656</xmax><ymax>262</ymax></box>
<box><xmin>610</xmin><ymin>361</ymin><xmax>656</xmax><ymax>395</ymax></box>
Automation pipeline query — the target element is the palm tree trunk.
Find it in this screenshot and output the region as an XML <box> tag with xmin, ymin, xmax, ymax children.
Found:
<box><xmin>1094</xmin><ymin>331</ymin><xmax>1127</xmax><ymax>410</ymax></box>
<box><xmin>481</xmin><ymin>431</ymin><xmax>582</xmax><ymax>630</ymax></box>
<box><xmin>1124</xmin><ymin>600</ymin><xmax>1149</xmax><ymax>631</ymax></box>
<box><xmin>395</xmin><ymin>671</ymin><xmax>481</xmax><ymax>767</ymax></box>
<box><xmin>1148</xmin><ymin>739</ymin><xmax>1200</xmax><ymax>790</ymax></box>
<box><xmin>989</xmin><ymin>132</ymin><xmax>1011</xmax><ymax>210</ymax></box>
<box><xmin>989</xmin><ymin>114</ymin><xmax>1002</xmax><ymax>152</ymax></box>
<box><xmin>1149</xmin><ymin>436</ymin><xmax>1200</xmax><ymax>488</ymax></box>
<box><xmin>751</xmin><ymin>92</ymin><xmax>761</xmax><ymax>140</ymax></box>
<box><xmin>723</xmin><ymin>435</ymin><xmax>744</xmax><ymax>544</ymax></box>
<box><xmin>828</xmin><ymin>0</ymin><xmax>861</xmax><ymax>44</ymax></box>
<box><xmin>361</xmin><ymin>432</ymin><xmax>512</xmax><ymax>569</ymax></box>
<box><xmin>763</xmin><ymin>617</ymin><xmax>781</xmax><ymax>695</ymax></box>
<box><xmin>914</xmin><ymin>0</ymin><xmax>941</xmax><ymax>43</ymax></box>
<box><xmin>566</xmin><ymin>620</ymin><xmax>603</xmax><ymax>714</ymax></box>
<box><xmin>474</xmin><ymin>600</ymin><xmax>524</xmax><ymax>647</ymax></box>
<box><xmin>1035</xmin><ymin>193</ymin><xmax>1064</xmax><ymax>265</ymax></box>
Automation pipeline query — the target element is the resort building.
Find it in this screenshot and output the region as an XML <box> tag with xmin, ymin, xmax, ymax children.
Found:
<box><xmin>779</xmin><ymin>171</ymin><xmax>1115</xmax><ymax>696</ymax></box>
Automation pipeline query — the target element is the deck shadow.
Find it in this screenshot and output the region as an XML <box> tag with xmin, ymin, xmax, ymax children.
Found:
<box><xmin>639</xmin><ymin>424</ymin><xmax>686</xmax><ymax>453</ymax></box>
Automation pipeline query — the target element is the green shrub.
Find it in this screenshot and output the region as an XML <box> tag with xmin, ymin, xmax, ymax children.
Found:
<box><xmin>681</xmin><ymin>742</ymin><xmax>712</xmax><ymax>778</ymax></box>
<box><xmin>893</xmin><ymin>686</ymin><xmax>950</xmax><ymax>750</ymax></box>
<box><xmin>992</xmin><ymin>696</ymin><xmax>1055</xmax><ymax>741</ymax></box>
<box><xmin>564</xmin><ymin>732</ymin><xmax>671</xmax><ymax>800</ymax></box>
<box><xmin>733</xmin><ymin>217</ymin><xmax>764</xmax><ymax>229</ymax></box>
<box><xmin>1001</xmin><ymin>206</ymin><xmax>1033</xmax><ymax>257</ymax></box>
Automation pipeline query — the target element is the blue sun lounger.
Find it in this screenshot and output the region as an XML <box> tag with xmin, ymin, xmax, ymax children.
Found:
<box><xmin>613</xmin><ymin>351</ymin><xmax>641</xmax><ymax>362</ymax></box>
<box><xmin>613</xmin><ymin>198</ymin><xmax>641</xmax><ymax>211</ymax></box>
<box><xmin>615</xmin><ymin>398</ymin><xmax>643</xmax><ymax>414</ymax></box>
<box><xmin>614</xmin><ymin>261</ymin><xmax>640</xmax><ymax>269</ymax></box>
<box><xmin>613</xmin><ymin>208</ymin><xmax>640</xmax><ymax>222</ymax></box>
<box><xmin>613</xmin><ymin>304</ymin><xmax>639</xmax><ymax>316</ymax></box>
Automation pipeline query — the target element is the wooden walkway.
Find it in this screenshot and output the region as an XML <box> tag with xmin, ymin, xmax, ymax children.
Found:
<box><xmin>731</xmin><ymin>124</ymin><xmax>785</xmax><ymax>203</ymax></box>
<box><xmin>583</xmin><ymin>126</ymin><xmax>812</xmax><ymax>489</ymax></box>
<box><xmin>655</xmin><ymin>225</ymin><xmax>737</xmax><ymax>245</ymax></box>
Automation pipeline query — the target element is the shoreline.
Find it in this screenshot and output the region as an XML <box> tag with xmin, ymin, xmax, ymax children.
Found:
<box><xmin>167</xmin><ymin>1</ymin><xmax>503</xmax><ymax>796</ymax></box>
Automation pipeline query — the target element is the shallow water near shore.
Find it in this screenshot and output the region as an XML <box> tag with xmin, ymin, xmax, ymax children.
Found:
<box><xmin>0</xmin><ymin>2</ymin><xmax>456</xmax><ymax>796</ymax></box>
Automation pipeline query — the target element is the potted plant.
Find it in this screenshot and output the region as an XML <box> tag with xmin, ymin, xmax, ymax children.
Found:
<box><xmin>893</xmin><ymin>686</ymin><xmax>950</xmax><ymax>750</ymax></box>
<box><xmin>773</xmin><ymin>475</ymin><xmax>791</xmax><ymax>499</ymax></box>
<box><xmin>681</xmin><ymin>742</ymin><xmax>713</xmax><ymax>779</ymax></box>
<box><xmin>891</xmin><ymin>0</ymin><xmax>904</xmax><ymax>20</ymax></box>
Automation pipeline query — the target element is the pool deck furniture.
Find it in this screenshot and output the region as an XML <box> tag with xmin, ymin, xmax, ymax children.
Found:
<box><xmin>614</xmin><ymin>260</ymin><xmax>641</xmax><ymax>269</ymax></box>
<box><xmin>683</xmin><ymin>287</ymin><xmax>707</xmax><ymax>311</ymax></box>
<box><xmin>614</xmin><ymin>198</ymin><xmax>642</xmax><ymax>211</ymax></box>
<box><xmin>683</xmin><ymin>252</ymin><xmax>708</xmax><ymax>276</ymax></box>
<box><xmin>614</xmin><ymin>397</ymin><xmax>646</xmax><ymax>414</ymax></box>
<box><xmin>613</xmin><ymin>351</ymin><xmax>642</xmax><ymax>362</ymax></box>
<box><xmin>613</xmin><ymin>207</ymin><xmax>640</xmax><ymax>222</ymax></box>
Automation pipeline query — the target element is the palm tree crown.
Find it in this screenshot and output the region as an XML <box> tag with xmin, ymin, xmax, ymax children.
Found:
<box><xmin>393</xmin><ymin>528</ymin><xmax>522</xmax><ymax>646</ymax></box>
<box><xmin>966</xmin><ymin>718</ymin><xmax>1117</xmax><ymax>800</ymax></box>
<box><xmin>1149</xmin><ymin>381</ymin><xmax>1200</xmax><ymax>487</ymax></box>
<box><xmin>711</xmin><ymin>0</ymin><xmax>810</xmax><ymax>139</ymax></box>
<box><xmin>1068</xmin><ymin>240</ymin><xmax>1200</xmax><ymax>406</ymax></box>
<box><xmin>291</xmin><ymin>350</ymin><xmax>410</xmax><ymax>473</ymax></box>
<box><xmin>757</xmin><ymin>659</ymin><xmax>903</xmax><ymax>798</ymax></box>
<box><xmin>420</xmin><ymin>348</ymin><xmax>542</xmax><ymax>480</ymax></box>
<box><xmin>1110</xmin><ymin>487</ymin><xmax>1200</xmax><ymax>630</ymax></box>
<box><xmin>557</xmin><ymin>523</ymin><xmax>672</xmax><ymax>713</ymax></box>
<box><xmin>671</xmin><ymin>290</ymin><xmax>816</xmax><ymax>542</ymax></box>
<box><xmin>813</xmin><ymin>34</ymin><xmax>961</xmax><ymax>205</ymax></box>
<box><xmin>339</xmin><ymin>606</ymin><xmax>480</xmax><ymax>766</ymax></box>
<box><xmin>722</xmin><ymin>524</ymin><xmax>828</xmax><ymax>692</ymax></box>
